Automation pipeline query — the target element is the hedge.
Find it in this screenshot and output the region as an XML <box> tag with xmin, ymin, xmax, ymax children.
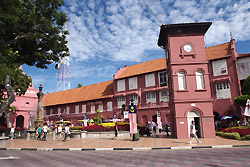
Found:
<box><xmin>217</xmin><ymin>126</ymin><xmax>250</xmax><ymax>137</ymax></box>
<box><xmin>216</xmin><ymin>131</ymin><xmax>249</xmax><ymax>140</ymax></box>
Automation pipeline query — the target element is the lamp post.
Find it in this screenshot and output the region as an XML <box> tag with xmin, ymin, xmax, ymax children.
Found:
<box><xmin>28</xmin><ymin>111</ymin><xmax>32</xmax><ymax>129</ymax></box>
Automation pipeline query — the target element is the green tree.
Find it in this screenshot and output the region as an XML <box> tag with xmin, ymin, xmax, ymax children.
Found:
<box><xmin>76</xmin><ymin>84</ymin><xmax>83</xmax><ymax>88</ymax></box>
<box><xmin>242</xmin><ymin>75</ymin><xmax>250</xmax><ymax>95</ymax></box>
<box><xmin>234</xmin><ymin>75</ymin><xmax>250</xmax><ymax>107</ymax></box>
<box><xmin>0</xmin><ymin>0</ymin><xmax>69</xmax><ymax>127</ymax></box>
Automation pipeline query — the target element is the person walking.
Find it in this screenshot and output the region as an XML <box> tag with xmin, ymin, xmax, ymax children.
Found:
<box><xmin>10</xmin><ymin>126</ymin><xmax>15</xmax><ymax>140</ymax></box>
<box><xmin>188</xmin><ymin>121</ymin><xmax>202</xmax><ymax>144</ymax></box>
<box><xmin>41</xmin><ymin>123</ymin><xmax>48</xmax><ymax>141</ymax></box>
<box><xmin>37</xmin><ymin>125</ymin><xmax>42</xmax><ymax>140</ymax></box>
<box><xmin>63</xmin><ymin>124</ymin><xmax>70</xmax><ymax>142</ymax></box>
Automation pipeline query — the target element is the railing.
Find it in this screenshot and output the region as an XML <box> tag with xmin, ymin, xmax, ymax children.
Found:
<box><xmin>138</xmin><ymin>101</ymin><xmax>169</xmax><ymax>109</ymax></box>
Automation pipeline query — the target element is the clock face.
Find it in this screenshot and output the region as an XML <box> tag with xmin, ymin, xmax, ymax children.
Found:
<box><xmin>184</xmin><ymin>44</ymin><xmax>192</xmax><ymax>52</ymax></box>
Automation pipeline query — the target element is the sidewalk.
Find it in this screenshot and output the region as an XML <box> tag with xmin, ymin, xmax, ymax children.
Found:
<box><xmin>1</xmin><ymin>134</ymin><xmax>250</xmax><ymax>151</ymax></box>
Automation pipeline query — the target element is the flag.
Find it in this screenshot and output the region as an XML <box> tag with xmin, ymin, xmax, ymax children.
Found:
<box><xmin>129</xmin><ymin>113</ymin><xmax>137</xmax><ymax>135</ymax></box>
<box><xmin>244</xmin><ymin>99</ymin><xmax>250</xmax><ymax>117</ymax></box>
<box><xmin>128</xmin><ymin>105</ymin><xmax>136</xmax><ymax>113</ymax></box>
<box><xmin>113</xmin><ymin>114</ymin><xmax>117</xmax><ymax>122</ymax></box>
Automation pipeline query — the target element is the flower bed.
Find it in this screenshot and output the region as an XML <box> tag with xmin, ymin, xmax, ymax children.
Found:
<box><xmin>218</xmin><ymin>126</ymin><xmax>250</xmax><ymax>137</ymax></box>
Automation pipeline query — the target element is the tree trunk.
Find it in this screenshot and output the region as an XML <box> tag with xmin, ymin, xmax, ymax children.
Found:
<box><xmin>0</xmin><ymin>75</ymin><xmax>16</xmax><ymax>127</ymax></box>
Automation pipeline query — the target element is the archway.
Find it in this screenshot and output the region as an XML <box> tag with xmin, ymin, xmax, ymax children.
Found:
<box><xmin>16</xmin><ymin>115</ymin><xmax>24</xmax><ymax>129</ymax></box>
<box><xmin>187</xmin><ymin>110</ymin><xmax>203</xmax><ymax>138</ymax></box>
<box><xmin>142</xmin><ymin>115</ymin><xmax>148</xmax><ymax>125</ymax></box>
<box><xmin>0</xmin><ymin>113</ymin><xmax>7</xmax><ymax>127</ymax></box>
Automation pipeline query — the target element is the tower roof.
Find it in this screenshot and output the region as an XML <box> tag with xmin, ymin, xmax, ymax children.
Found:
<box><xmin>158</xmin><ymin>22</ymin><xmax>212</xmax><ymax>48</ymax></box>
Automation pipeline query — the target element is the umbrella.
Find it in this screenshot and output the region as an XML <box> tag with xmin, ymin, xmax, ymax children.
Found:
<box><xmin>221</xmin><ymin>116</ymin><xmax>232</xmax><ymax>120</ymax></box>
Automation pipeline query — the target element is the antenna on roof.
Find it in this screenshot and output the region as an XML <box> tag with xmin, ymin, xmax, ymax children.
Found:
<box><xmin>230</xmin><ymin>32</ymin><xmax>233</xmax><ymax>39</ymax></box>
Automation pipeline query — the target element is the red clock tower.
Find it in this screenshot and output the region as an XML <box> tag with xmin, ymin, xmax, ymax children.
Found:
<box><xmin>158</xmin><ymin>22</ymin><xmax>215</xmax><ymax>139</ymax></box>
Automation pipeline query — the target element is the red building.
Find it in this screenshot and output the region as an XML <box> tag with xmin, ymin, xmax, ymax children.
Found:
<box><xmin>43</xmin><ymin>22</ymin><xmax>250</xmax><ymax>139</ymax></box>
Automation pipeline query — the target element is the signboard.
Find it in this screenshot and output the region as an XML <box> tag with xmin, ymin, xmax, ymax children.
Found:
<box><xmin>124</xmin><ymin>111</ymin><xmax>129</xmax><ymax>119</ymax></box>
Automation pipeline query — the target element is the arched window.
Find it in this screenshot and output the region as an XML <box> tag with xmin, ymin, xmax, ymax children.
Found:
<box><xmin>196</xmin><ymin>70</ymin><xmax>205</xmax><ymax>89</ymax></box>
<box><xmin>178</xmin><ymin>71</ymin><xmax>186</xmax><ymax>90</ymax></box>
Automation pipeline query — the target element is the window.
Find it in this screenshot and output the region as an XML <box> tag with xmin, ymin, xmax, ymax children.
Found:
<box><xmin>98</xmin><ymin>104</ymin><xmax>103</xmax><ymax>112</ymax></box>
<box><xmin>129</xmin><ymin>94</ymin><xmax>138</xmax><ymax>105</ymax></box>
<box><xmin>117</xmin><ymin>79</ymin><xmax>125</xmax><ymax>92</ymax></box>
<box><xmin>50</xmin><ymin>109</ymin><xmax>53</xmax><ymax>115</ymax></box>
<box><xmin>159</xmin><ymin>90</ymin><xmax>169</xmax><ymax>102</ymax></box>
<box><xmin>159</xmin><ymin>72</ymin><xmax>168</xmax><ymax>87</ymax></box>
<box><xmin>215</xmin><ymin>81</ymin><xmax>231</xmax><ymax>99</ymax></box>
<box><xmin>178</xmin><ymin>71</ymin><xmax>187</xmax><ymax>90</ymax></box>
<box><xmin>196</xmin><ymin>70</ymin><xmax>205</xmax><ymax>89</ymax></box>
<box><xmin>82</xmin><ymin>105</ymin><xmax>86</xmax><ymax>113</ymax></box>
<box><xmin>66</xmin><ymin>107</ymin><xmax>70</xmax><ymax>114</ymax></box>
<box><xmin>58</xmin><ymin>108</ymin><xmax>61</xmax><ymax>114</ymax></box>
<box><xmin>117</xmin><ymin>96</ymin><xmax>126</xmax><ymax>108</ymax></box>
<box><xmin>146</xmin><ymin>92</ymin><xmax>156</xmax><ymax>103</ymax></box>
<box><xmin>129</xmin><ymin>77</ymin><xmax>138</xmax><ymax>90</ymax></box>
<box><xmin>145</xmin><ymin>73</ymin><xmax>155</xmax><ymax>87</ymax></box>
<box><xmin>212</xmin><ymin>59</ymin><xmax>228</xmax><ymax>76</ymax></box>
<box><xmin>75</xmin><ymin>105</ymin><xmax>79</xmax><ymax>114</ymax></box>
<box><xmin>91</xmin><ymin>105</ymin><xmax>95</xmax><ymax>113</ymax></box>
<box><xmin>107</xmin><ymin>102</ymin><xmax>112</xmax><ymax>111</ymax></box>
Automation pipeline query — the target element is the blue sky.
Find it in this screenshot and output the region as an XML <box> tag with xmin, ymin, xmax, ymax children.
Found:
<box><xmin>22</xmin><ymin>0</ymin><xmax>250</xmax><ymax>93</ymax></box>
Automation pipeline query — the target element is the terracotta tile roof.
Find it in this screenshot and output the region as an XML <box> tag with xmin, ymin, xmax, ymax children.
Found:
<box><xmin>117</xmin><ymin>58</ymin><xmax>167</xmax><ymax>79</ymax></box>
<box><xmin>43</xmin><ymin>80</ymin><xmax>113</xmax><ymax>106</ymax></box>
<box><xmin>205</xmin><ymin>42</ymin><xmax>231</xmax><ymax>60</ymax></box>
<box><xmin>238</xmin><ymin>53</ymin><xmax>250</xmax><ymax>58</ymax></box>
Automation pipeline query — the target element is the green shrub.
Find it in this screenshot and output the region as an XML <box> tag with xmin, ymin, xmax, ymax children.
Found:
<box><xmin>215</xmin><ymin>131</ymin><xmax>224</xmax><ymax>136</ymax></box>
<box><xmin>222</xmin><ymin>132</ymin><xmax>241</xmax><ymax>140</ymax></box>
<box><xmin>241</xmin><ymin>135</ymin><xmax>250</xmax><ymax>140</ymax></box>
<box><xmin>70</xmin><ymin>126</ymin><xmax>82</xmax><ymax>130</ymax></box>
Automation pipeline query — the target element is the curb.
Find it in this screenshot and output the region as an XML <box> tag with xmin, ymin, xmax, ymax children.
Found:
<box><xmin>1</xmin><ymin>145</ymin><xmax>250</xmax><ymax>151</ymax></box>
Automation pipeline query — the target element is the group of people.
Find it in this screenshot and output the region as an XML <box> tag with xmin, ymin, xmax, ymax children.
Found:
<box><xmin>145</xmin><ymin>121</ymin><xmax>170</xmax><ymax>137</ymax></box>
<box><xmin>36</xmin><ymin>123</ymin><xmax>71</xmax><ymax>142</ymax></box>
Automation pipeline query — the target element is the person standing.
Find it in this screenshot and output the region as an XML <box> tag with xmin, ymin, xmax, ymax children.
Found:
<box><xmin>42</xmin><ymin>123</ymin><xmax>48</xmax><ymax>141</ymax></box>
<box><xmin>63</xmin><ymin>124</ymin><xmax>70</xmax><ymax>142</ymax></box>
<box><xmin>114</xmin><ymin>122</ymin><xmax>118</xmax><ymax>139</ymax></box>
<box><xmin>145</xmin><ymin>122</ymin><xmax>150</xmax><ymax>136</ymax></box>
<box><xmin>188</xmin><ymin>121</ymin><xmax>202</xmax><ymax>144</ymax></box>
<box><xmin>165</xmin><ymin>121</ymin><xmax>170</xmax><ymax>136</ymax></box>
<box><xmin>151</xmin><ymin>121</ymin><xmax>156</xmax><ymax>137</ymax></box>
<box><xmin>57</xmin><ymin>124</ymin><xmax>62</xmax><ymax>139</ymax></box>
<box><xmin>37</xmin><ymin>125</ymin><xmax>42</xmax><ymax>140</ymax></box>
<box><xmin>10</xmin><ymin>126</ymin><xmax>15</xmax><ymax>140</ymax></box>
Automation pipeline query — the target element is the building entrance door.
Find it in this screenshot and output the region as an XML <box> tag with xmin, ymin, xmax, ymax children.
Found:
<box><xmin>187</xmin><ymin>110</ymin><xmax>203</xmax><ymax>138</ymax></box>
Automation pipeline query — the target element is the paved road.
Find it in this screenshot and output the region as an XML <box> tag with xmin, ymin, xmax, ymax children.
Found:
<box><xmin>0</xmin><ymin>147</ymin><xmax>249</xmax><ymax>167</ymax></box>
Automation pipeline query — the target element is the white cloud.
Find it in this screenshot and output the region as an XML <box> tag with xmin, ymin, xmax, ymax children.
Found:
<box><xmin>61</xmin><ymin>0</ymin><xmax>250</xmax><ymax>81</ymax></box>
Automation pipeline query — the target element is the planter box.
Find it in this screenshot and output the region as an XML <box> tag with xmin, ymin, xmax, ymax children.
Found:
<box><xmin>0</xmin><ymin>137</ymin><xmax>9</xmax><ymax>146</ymax></box>
<box><xmin>83</xmin><ymin>131</ymin><xmax>130</xmax><ymax>138</ymax></box>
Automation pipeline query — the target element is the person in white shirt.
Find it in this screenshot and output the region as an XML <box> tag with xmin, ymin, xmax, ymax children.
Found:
<box><xmin>42</xmin><ymin>123</ymin><xmax>48</xmax><ymax>141</ymax></box>
<box><xmin>57</xmin><ymin>125</ymin><xmax>62</xmax><ymax>139</ymax></box>
<box><xmin>10</xmin><ymin>126</ymin><xmax>15</xmax><ymax>139</ymax></box>
<box><xmin>63</xmin><ymin>124</ymin><xmax>70</xmax><ymax>142</ymax></box>
<box><xmin>188</xmin><ymin>121</ymin><xmax>202</xmax><ymax>144</ymax></box>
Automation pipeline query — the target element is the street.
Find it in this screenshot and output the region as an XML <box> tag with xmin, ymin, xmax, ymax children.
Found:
<box><xmin>0</xmin><ymin>147</ymin><xmax>249</xmax><ymax>167</ymax></box>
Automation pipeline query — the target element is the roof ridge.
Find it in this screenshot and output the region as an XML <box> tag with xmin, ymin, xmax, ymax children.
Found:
<box><xmin>206</xmin><ymin>42</ymin><xmax>230</xmax><ymax>49</ymax></box>
<box><xmin>125</xmin><ymin>57</ymin><xmax>165</xmax><ymax>68</ymax></box>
